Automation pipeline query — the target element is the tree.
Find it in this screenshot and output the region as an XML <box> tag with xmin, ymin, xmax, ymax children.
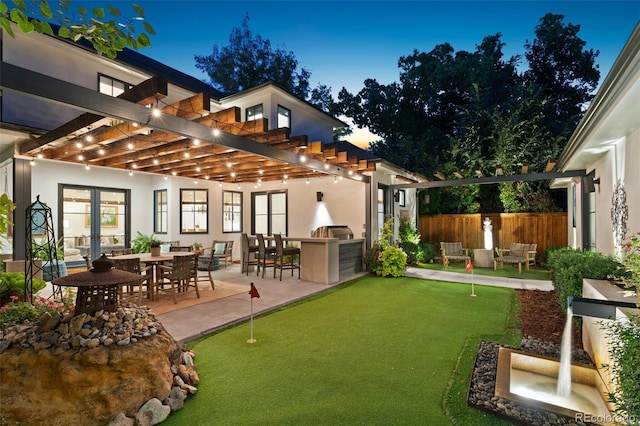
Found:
<box><xmin>0</xmin><ymin>0</ymin><xmax>154</xmax><ymax>58</ymax></box>
<box><xmin>195</xmin><ymin>14</ymin><xmax>312</xmax><ymax>99</ymax></box>
<box><xmin>524</xmin><ymin>13</ymin><xmax>600</xmax><ymax>140</ymax></box>
<box><xmin>337</xmin><ymin>14</ymin><xmax>599</xmax><ymax>214</ymax></box>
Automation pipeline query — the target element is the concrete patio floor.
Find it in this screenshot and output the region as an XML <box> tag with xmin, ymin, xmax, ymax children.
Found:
<box><xmin>154</xmin><ymin>264</ymin><xmax>553</xmax><ymax>342</ymax></box>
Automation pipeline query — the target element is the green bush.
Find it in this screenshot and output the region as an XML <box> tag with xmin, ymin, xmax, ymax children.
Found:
<box><xmin>0</xmin><ymin>295</ymin><xmax>74</xmax><ymax>328</ymax></box>
<box><xmin>602</xmin><ymin>314</ymin><xmax>640</xmax><ymax>420</ymax></box>
<box><xmin>0</xmin><ymin>272</ymin><xmax>46</xmax><ymax>299</ymax></box>
<box><xmin>416</xmin><ymin>242</ymin><xmax>437</xmax><ymax>263</ymax></box>
<box><xmin>399</xmin><ymin>241</ymin><xmax>419</xmax><ymax>264</ymax></box>
<box><xmin>365</xmin><ymin>218</ymin><xmax>407</xmax><ymax>277</ymax></box>
<box><xmin>547</xmin><ymin>247</ymin><xmax>626</xmax><ymax>310</ymax></box>
<box><xmin>377</xmin><ymin>246</ymin><xmax>407</xmax><ymax>277</ymax></box>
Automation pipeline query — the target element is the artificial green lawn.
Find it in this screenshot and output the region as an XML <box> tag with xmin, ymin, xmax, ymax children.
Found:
<box><xmin>163</xmin><ymin>276</ymin><xmax>520</xmax><ymax>425</ymax></box>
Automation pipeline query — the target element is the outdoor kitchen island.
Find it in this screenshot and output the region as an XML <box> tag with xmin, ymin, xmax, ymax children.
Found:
<box><xmin>295</xmin><ymin>237</ymin><xmax>364</xmax><ymax>285</ymax></box>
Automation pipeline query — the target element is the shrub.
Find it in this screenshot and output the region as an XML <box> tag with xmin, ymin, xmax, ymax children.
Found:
<box><xmin>601</xmin><ymin>314</ymin><xmax>640</xmax><ymax>420</ymax></box>
<box><xmin>419</xmin><ymin>242</ymin><xmax>437</xmax><ymax>263</ymax></box>
<box><xmin>0</xmin><ymin>295</ymin><xmax>74</xmax><ymax>328</ymax></box>
<box><xmin>547</xmin><ymin>247</ymin><xmax>626</xmax><ymax>310</ymax></box>
<box><xmin>399</xmin><ymin>241</ymin><xmax>419</xmax><ymax>265</ymax></box>
<box><xmin>0</xmin><ymin>272</ymin><xmax>46</xmax><ymax>299</ymax></box>
<box><xmin>365</xmin><ymin>218</ymin><xmax>407</xmax><ymax>277</ymax></box>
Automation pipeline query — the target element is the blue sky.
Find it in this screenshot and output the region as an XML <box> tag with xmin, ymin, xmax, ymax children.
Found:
<box><xmin>113</xmin><ymin>1</ymin><xmax>639</xmax><ymax>94</ymax></box>
<box><xmin>83</xmin><ymin>1</ymin><xmax>639</xmax><ymax>143</ymax></box>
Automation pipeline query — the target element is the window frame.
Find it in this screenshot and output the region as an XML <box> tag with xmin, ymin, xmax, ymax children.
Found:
<box><xmin>154</xmin><ymin>189</ymin><xmax>168</xmax><ymax>234</ymax></box>
<box><xmin>277</xmin><ymin>104</ymin><xmax>291</xmax><ymax>128</ymax></box>
<box><xmin>180</xmin><ymin>188</ymin><xmax>209</xmax><ymax>234</ymax></box>
<box><xmin>250</xmin><ymin>190</ymin><xmax>288</xmax><ymax>236</ymax></box>
<box><xmin>222</xmin><ymin>190</ymin><xmax>243</xmax><ymax>233</ymax></box>
<box><xmin>246</xmin><ymin>104</ymin><xmax>263</xmax><ymax>122</ymax></box>
<box><xmin>98</xmin><ymin>73</ymin><xmax>133</xmax><ymax>97</ymax></box>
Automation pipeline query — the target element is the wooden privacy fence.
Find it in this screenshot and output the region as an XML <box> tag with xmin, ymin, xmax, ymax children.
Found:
<box><xmin>418</xmin><ymin>213</ymin><xmax>568</xmax><ymax>262</ymax></box>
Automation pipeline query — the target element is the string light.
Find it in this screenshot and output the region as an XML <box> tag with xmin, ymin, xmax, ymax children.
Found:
<box><xmin>127</xmin><ymin>142</ymin><xmax>134</xmax><ymax>150</ymax></box>
<box><xmin>85</xmin><ymin>163</ymin><xmax>90</xmax><ymax>170</ymax></box>
<box><xmin>193</xmin><ymin>139</ymin><xmax>200</xmax><ymax>146</ymax></box>
<box><xmin>76</xmin><ymin>142</ymin><xmax>83</xmax><ymax>149</ymax></box>
<box><xmin>212</xmin><ymin>128</ymin><xmax>221</xmax><ymax>137</ymax></box>
<box><xmin>30</xmin><ymin>158</ymin><xmax>36</xmax><ymax>166</ymax></box>
<box><xmin>98</xmin><ymin>148</ymin><xmax>105</xmax><ymax>155</ymax></box>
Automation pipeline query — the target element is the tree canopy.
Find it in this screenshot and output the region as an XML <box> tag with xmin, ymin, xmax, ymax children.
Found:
<box><xmin>0</xmin><ymin>0</ymin><xmax>154</xmax><ymax>58</ymax></box>
<box><xmin>335</xmin><ymin>13</ymin><xmax>599</xmax><ymax>214</ymax></box>
<box><xmin>194</xmin><ymin>14</ymin><xmax>335</xmax><ymax>113</ymax></box>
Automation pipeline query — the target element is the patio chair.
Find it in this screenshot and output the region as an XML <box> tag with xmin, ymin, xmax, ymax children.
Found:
<box><xmin>241</xmin><ymin>233</ymin><xmax>260</xmax><ymax>275</ymax></box>
<box><xmin>216</xmin><ymin>240</ymin><xmax>233</xmax><ymax>267</ymax></box>
<box><xmin>157</xmin><ymin>254</ymin><xmax>200</xmax><ymax>304</ymax></box>
<box><xmin>440</xmin><ymin>242</ymin><xmax>470</xmax><ymax>267</ymax></box>
<box><xmin>256</xmin><ymin>234</ymin><xmax>277</xmax><ymax>278</ymax></box>
<box><xmin>196</xmin><ymin>243</ymin><xmax>220</xmax><ymax>290</ymax></box>
<box><xmin>273</xmin><ymin>234</ymin><xmax>300</xmax><ymax>281</ymax></box>
<box><xmin>112</xmin><ymin>257</ymin><xmax>152</xmax><ymax>304</ymax></box>
<box><xmin>111</xmin><ymin>248</ymin><xmax>134</xmax><ymax>256</ymax></box>
<box><xmin>494</xmin><ymin>243</ymin><xmax>537</xmax><ymax>274</ymax></box>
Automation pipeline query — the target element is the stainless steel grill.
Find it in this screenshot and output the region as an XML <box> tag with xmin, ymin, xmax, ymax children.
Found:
<box><xmin>311</xmin><ymin>225</ymin><xmax>354</xmax><ymax>240</ymax></box>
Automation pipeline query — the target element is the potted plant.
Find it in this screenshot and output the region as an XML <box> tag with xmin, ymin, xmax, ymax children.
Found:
<box><xmin>131</xmin><ymin>231</ymin><xmax>162</xmax><ymax>255</ymax></box>
<box><xmin>192</xmin><ymin>242</ymin><xmax>203</xmax><ymax>254</ymax></box>
<box><xmin>150</xmin><ymin>240</ymin><xmax>161</xmax><ymax>257</ymax></box>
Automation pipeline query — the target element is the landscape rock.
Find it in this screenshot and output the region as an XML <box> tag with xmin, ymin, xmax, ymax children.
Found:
<box><xmin>0</xmin><ymin>304</ymin><xmax>198</xmax><ymax>425</ymax></box>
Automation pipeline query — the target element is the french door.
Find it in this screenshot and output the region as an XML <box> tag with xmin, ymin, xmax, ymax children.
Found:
<box><xmin>60</xmin><ymin>185</ymin><xmax>130</xmax><ymax>262</ymax></box>
<box><xmin>251</xmin><ymin>190</ymin><xmax>287</xmax><ymax>236</ymax></box>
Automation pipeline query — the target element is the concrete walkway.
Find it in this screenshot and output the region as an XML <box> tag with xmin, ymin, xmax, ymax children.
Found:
<box><xmin>156</xmin><ymin>264</ymin><xmax>553</xmax><ymax>342</ymax></box>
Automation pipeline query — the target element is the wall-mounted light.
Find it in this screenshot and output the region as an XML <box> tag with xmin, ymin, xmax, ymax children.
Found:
<box><xmin>316</xmin><ymin>192</ymin><xmax>324</xmax><ymax>202</ymax></box>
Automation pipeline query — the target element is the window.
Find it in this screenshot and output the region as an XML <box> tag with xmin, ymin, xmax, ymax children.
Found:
<box><xmin>222</xmin><ymin>191</ymin><xmax>242</xmax><ymax>233</ymax></box>
<box><xmin>246</xmin><ymin>104</ymin><xmax>263</xmax><ymax>121</ymax></box>
<box><xmin>154</xmin><ymin>190</ymin><xmax>168</xmax><ymax>234</ymax></box>
<box><xmin>251</xmin><ymin>190</ymin><xmax>287</xmax><ymax>235</ymax></box>
<box><xmin>98</xmin><ymin>74</ymin><xmax>132</xmax><ymax>97</ymax></box>
<box><xmin>277</xmin><ymin>105</ymin><xmax>291</xmax><ymax>128</ymax></box>
<box><xmin>180</xmin><ymin>189</ymin><xmax>208</xmax><ymax>234</ymax></box>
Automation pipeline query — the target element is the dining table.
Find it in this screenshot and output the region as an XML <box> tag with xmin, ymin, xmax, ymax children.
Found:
<box><xmin>110</xmin><ymin>251</ymin><xmax>197</xmax><ymax>300</ymax></box>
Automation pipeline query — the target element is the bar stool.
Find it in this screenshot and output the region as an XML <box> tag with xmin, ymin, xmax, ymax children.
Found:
<box><xmin>241</xmin><ymin>233</ymin><xmax>259</xmax><ymax>276</ymax></box>
<box><xmin>256</xmin><ymin>233</ymin><xmax>277</xmax><ymax>278</ymax></box>
<box><xmin>274</xmin><ymin>234</ymin><xmax>300</xmax><ymax>280</ymax></box>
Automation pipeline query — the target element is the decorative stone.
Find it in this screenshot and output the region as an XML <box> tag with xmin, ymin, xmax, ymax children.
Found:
<box><xmin>137</xmin><ymin>398</ymin><xmax>170</xmax><ymax>425</ymax></box>
<box><xmin>107</xmin><ymin>412</ymin><xmax>134</xmax><ymax>426</ymax></box>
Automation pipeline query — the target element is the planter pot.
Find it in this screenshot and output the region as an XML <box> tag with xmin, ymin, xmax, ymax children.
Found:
<box><xmin>151</xmin><ymin>247</ymin><xmax>161</xmax><ymax>257</ymax></box>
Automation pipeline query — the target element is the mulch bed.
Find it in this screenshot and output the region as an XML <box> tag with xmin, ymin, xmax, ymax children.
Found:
<box><xmin>517</xmin><ymin>288</ymin><xmax>583</xmax><ymax>348</ymax></box>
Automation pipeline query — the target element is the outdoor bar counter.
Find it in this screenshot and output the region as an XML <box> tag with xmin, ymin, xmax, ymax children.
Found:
<box><xmin>296</xmin><ymin>237</ymin><xmax>364</xmax><ymax>284</ymax></box>
<box><xmin>260</xmin><ymin>236</ymin><xmax>364</xmax><ymax>285</ymax></box>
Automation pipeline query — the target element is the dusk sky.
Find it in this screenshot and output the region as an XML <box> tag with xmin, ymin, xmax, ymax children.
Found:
<box><xmin>84</xmin><ymin>1</ymin><xmax>639</xmax><ymax>143</ymax></box>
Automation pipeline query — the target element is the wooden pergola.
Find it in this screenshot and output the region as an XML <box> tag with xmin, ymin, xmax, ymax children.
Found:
<box><xmin>7</xmin><ymin>65</ymin><xmax>375</xmax><ymax>184</ymax></box>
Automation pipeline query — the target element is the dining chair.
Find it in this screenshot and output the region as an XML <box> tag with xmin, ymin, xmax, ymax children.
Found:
<box><xmin>111</xmin><ymin>248</ymin><xmax>135</xmax><ymax>256</ymax></box>
<box><xmin>196</xmin><ymin>244</ymin><xmax>217</xmax><ymax>290</ymax></box>
<box><xmin>157</xmin><ymin>254</ymin><xmax>200</xmax><ymax>304</ymax></box>
<box><xmin>112</xmin><ymin>257</ymin><xmax>153</xmax><ymax>304</ymax></box>
<box><xmin>241</xmin><ymin>233</ymin><xmax>259</xmax><ymax>276</ymax></box>
<box><xmin>256</xmin><ymin>233</ymin><xmax>277</xmax><ymax>278</ymax></box>
<box><xmin>170</xmin><ymin>246</ymin><xmax>192</xmax><ymax>252</ymax></box>
<box><xmin>273</xmin><ymin>234</ymin><xmax>301</xmax><ymax>280</ymax></box>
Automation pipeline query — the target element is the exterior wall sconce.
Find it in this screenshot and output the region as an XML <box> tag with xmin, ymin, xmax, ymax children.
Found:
<box><xmin>316</xmin><ymin>192</ymin><xmax>323</xmax><ymax>202</ymax></box>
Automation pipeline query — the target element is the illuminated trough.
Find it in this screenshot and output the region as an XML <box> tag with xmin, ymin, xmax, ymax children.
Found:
<box><xmin>496</xmin><ymin>348</ymin><xmax>612</xmax><ymax>421</ymax></box>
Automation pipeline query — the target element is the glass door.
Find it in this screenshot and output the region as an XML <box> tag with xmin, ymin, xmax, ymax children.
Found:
<box><xmin>61</xmin><ymin>185</ymin><xmax>129</xmax><ymax>262</ymax></box>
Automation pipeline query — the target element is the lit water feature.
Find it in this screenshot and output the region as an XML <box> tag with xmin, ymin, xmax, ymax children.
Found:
<box><xmin>557</xmin><ymin>306</ymin><xmax>573</xmax><ymax>397</ymax></box>
<box><xmin>496</xmin><ymin>348</ymin><xmax>611</xmax><ymax>420</ymax></box>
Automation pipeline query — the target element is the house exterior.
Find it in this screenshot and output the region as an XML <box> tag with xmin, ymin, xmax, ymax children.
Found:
<box><xmin>551</xmin><ymin>22</ymin><xmax>640</xmax><ymax>258</ymax></box>
<box><xmin>0</xmin><ymin>25</ymin><xmax>425</xmax><ymax>266</ymax></box>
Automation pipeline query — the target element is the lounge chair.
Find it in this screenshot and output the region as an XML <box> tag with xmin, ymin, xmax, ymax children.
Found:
<box><xmin>494</xmin><ymin>243</ymin><xmax>537</xmax><ymax>273</ymax></box>
<box><xmin>440</xmin><ymin>242</ymin><xmax>470</xmax><ymax>267</ymax></box>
